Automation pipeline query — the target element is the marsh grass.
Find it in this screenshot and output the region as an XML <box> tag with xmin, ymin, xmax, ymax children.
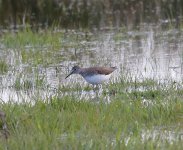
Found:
<box><xmin>0</xmin><ymin>60</ymin><xmax>8</xmax><ymax>74</ymax></box>
<box><xmin>1</xmin><ymin>29</ymin><xmax>90</xmax><ymax>66</ymax></box>
<box><xmin>0</xmin><ymin>88</ymin><xmax>183</xmax><ymax>149</ymax></box>
<box><xmin>58</xmin><ymin>84</ymin><xmax>93</xmax><ymax>93</ymax></box>
<box><xmin>2</xmin><ymin>29</ymin><xmax>62</xmax><ymax>48</ymax></box>
<box><xmin>1</xmin><ymin>29</ymin><xmax>66</xmax><ymax>66</ymax></box>
<box><xmin>1</xmin><ymin>79</ymin><xmax>183</xmax><ymax>149</ymax></box>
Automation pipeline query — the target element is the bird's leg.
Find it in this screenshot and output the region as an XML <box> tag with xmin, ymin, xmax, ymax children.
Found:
<box><xmin>92</xmin><ymin>84</ymin><xmax>97</xmax><ymax>92</ymax></box>
<box><xmin>92</xmin><ymin>84</ymin><xmax>100</xmax><ymax>93</ymax></box>
<box><xmin>92</xmin><ymin>84</ymin><xmax>100</xmax><ymax>100</ymax></box>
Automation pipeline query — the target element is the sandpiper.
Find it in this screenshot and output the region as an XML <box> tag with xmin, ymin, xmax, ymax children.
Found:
<box><xmin>65</xmin><ymin>66</ymin><xmax>117</xmax><ymax>85</ymax></box>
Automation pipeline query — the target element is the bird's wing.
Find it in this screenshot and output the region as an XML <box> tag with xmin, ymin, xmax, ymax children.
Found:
<box><xmin>85</xmin><ymin>67</ymin><xmax>116</xmax><ymax>75</ymax></box>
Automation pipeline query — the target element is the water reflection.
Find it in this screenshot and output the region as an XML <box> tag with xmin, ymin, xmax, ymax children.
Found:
<box><xmin>0</xmin><ymin>27</ymin><xmax>183</xmax><ymax>102</ymax></box>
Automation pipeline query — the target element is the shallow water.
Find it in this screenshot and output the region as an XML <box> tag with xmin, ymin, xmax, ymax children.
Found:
<box><xmin>0</xmin><ymin>25</ymin><xmax>183</xmax><ymax>102</ymax></box>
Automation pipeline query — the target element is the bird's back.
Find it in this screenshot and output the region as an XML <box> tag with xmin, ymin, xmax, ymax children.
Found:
<box><xmin>81</xmin><ymin>66</ymin><xmax>117</xmax><ymax>76</ymax></box>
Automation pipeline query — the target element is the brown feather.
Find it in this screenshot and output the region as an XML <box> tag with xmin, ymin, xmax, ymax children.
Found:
<box><xmin>81</xmin><ymin>67</ymin><xmax>116</xmax><ymax>76</ymax></box>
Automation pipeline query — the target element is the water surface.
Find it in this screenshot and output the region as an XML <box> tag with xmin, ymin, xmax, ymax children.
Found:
<box><xmin>0</xmin><ymin>26</ymin><xmax>183</xmax><ymax>102</ymax></box>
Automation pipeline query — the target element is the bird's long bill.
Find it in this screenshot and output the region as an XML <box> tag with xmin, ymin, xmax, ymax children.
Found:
<box><xmin>65</xmin><ymin>71</ymin><xmax>74</xmax><ymax>79</ymax></box>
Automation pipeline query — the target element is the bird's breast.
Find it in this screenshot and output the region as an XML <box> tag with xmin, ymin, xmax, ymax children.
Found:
<box><xmin>83</xmin><ymin>74</ymin><xmax>111</xmax><ymax>84</ymax></box>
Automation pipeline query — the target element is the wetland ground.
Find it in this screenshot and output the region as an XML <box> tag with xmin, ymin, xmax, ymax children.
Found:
<box><xmin>0</xmin><ymin>25</ymin><xmax>183</xmax><ymax>149</ymax></box>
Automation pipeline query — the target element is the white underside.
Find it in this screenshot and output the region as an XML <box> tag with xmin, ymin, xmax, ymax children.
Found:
<box><xmin>84</xmin><ymin>74</ymin><xmax>111</xmax><ymax>84</ymax></box>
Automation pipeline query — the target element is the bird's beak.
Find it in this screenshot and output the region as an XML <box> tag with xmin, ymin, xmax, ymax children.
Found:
<box><xmin>65</xmin><ymin>70</ymin><xmax>74</xmax><ymax>79</ymax></box>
